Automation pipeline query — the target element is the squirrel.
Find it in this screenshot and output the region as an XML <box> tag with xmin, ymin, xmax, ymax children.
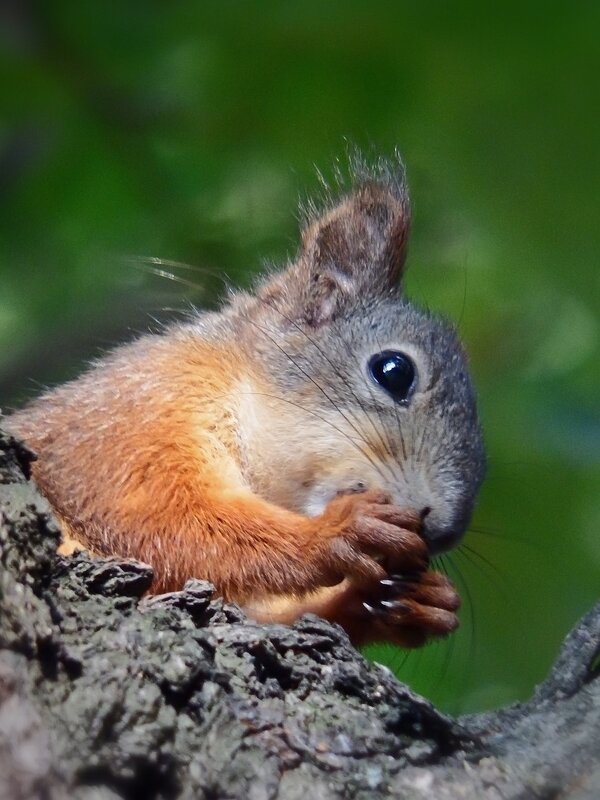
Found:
<box><xmin>6</xmin><ymin>154</ymin><xmax>485</xmax><ymax>649</ymax></box>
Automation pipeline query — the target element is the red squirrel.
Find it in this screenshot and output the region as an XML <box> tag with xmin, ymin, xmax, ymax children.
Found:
<box><xmin>7</xmin><ymin>154</ymin><xmax>485</xmax><ymax>648</ymax></box>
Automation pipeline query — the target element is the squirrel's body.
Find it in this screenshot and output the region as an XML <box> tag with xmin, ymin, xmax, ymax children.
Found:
<box><xmin>7</xmin><ymin>156</ymin><xmax>485</xmax><ymax>647</ymax></box>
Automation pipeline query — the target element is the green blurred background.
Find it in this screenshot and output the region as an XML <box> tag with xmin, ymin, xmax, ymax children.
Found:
<box><xmin>1</xmin><ymin>2</ymin><xmax>598</xmax><ymax>713</ymax></box>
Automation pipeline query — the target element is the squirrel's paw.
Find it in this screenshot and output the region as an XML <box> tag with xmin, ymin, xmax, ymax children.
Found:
<box><xmin>361</xmin><ymin>571</ymin><xmax>460</xmax><ymax>647</ymax></box>
<box><xmin>313</xmin><ymin>490</ymin><xmax>428</xmax><ymax>587</ymax></box>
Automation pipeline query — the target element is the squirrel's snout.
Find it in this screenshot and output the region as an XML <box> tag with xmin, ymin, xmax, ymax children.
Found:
<box><xmin>421</xmin><ymin>525</ymin><xmax>462</xmax><ymax>556</ymax></box>
<box><xmin>420</xmin><ymin>505</ymin><xmax>470</xmax><ymax>555</ymax></box>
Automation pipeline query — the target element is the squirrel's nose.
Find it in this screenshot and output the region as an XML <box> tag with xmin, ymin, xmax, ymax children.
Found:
<box><xmin>419</xmin><ymin>506</ymin><xmax>465</xmax><ymax>555</ymax></box>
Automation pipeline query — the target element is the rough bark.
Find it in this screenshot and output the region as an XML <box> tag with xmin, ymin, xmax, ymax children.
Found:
<box><xmin>0</xmin><ymin>424</ymin><xmax>598</xmax><ymax>800</ymax></box>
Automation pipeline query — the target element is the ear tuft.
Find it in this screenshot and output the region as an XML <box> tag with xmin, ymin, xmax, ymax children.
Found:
<box><xmin>297</xmin><ymin>152</ymin><xmax>411</xmax><ymax>324</ymax></box>
<box><xmin>255</xmin><ymin>151</ymin><xmax>412</xmax><ymax>328</ymax></box>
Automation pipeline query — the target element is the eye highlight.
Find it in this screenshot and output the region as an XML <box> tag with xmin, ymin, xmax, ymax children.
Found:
<box><xmin>368</xmin><ymin>350</ymin><xmax>416</xmax><ymax>404</ymax></box>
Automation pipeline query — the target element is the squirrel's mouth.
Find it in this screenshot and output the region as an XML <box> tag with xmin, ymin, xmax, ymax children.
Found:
<box><xmin>421</xmin><ymin>508</ymin><xmax>471</xmax><ymax>555</ymax></box>
<box><xmin>424</xmin><ymin>529</ymin><xmax>462</xmax><ymax>556</ymax></box>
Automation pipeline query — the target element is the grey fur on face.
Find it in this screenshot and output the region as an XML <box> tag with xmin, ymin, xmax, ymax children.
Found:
<box><xmin>231</xmin><ymin>152</ymin><xmax>485</xmax><ymax>552</ymax></box>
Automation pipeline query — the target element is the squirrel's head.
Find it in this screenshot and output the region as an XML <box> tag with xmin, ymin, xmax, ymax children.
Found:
<box><xmin>236</xmin><ymin>154</ymin><xmax>485</xmax><ymax>555</ymax></box>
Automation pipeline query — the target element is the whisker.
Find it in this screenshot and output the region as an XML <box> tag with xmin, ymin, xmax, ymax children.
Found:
<box><xmin>467</xmin><ymin>524</ymin><xmax>504</xmax><ymax>537</ymax></box>
<box><xmin>414</xmin><ymin>413</ymin><xmax>430</xmax><ymax>466</ymax></box>
<box><xmin>468</xmin><ymin>526</ymin><xmax>542</xmax><ymax>551</ymax></box>
<box><xmin>434</xmin><ymin>554</ymin><xmax>449</xmax><ymax>579</ymax></box>
<box><xmin>441</xmin><ymin>553</ymin><xmax>476</xmax><ymax>664</ymax></box>
<box><xmin>393</xmin><ymin>640</ymin><xmax>420</xmax><ymax>685</ymax></box>
<box><xmin>454</xmin><ymin>545</ymin><xmax>509</xmax><ymax>602</ymax></box>
<box><xmin>127</xmin><ymin>255</ymin><xmax>234</xmax><ymax>288</ymax></box>
<box><xmin>240</xmin><ymin>389</ymin><xmax>391</xmax><ymax>487</ymax></box>
<box><xmin>414</xmin><ymin>310</ymin><xmax>444</xmax><ymax>467</ymax></box>
<box><xmin>353</xmin><ymin>294</ymin><xmax>409</xmax><ymax>484</ymax></box>
<box><xmin>198</xmin><ymin>381</ymin><xmax>399</xmax><ymax>492</ymax></box>
<box><xmin>454</xmin><ymin>543</ymin><xmax>524</xmax><ymax>635</ymax></box>
<box><xmin>391</xmin><ymin>645</ymin><xmax>413</xmax><ymax>677</ymax></box>
<box><xmin>460</xmin><ymin>542</ymin><xmax>510</xmax><ymax>581</ymax></box>
<box><xmin>388</xmin><ymin>378</ymin><xmax>408</xmax><ymax>465</ymax></box>
<box><xmin>341</xmin><ymin>336</ymin><xmax>405</xmax><ymax>484</ymax></box>
<box><xmin>419</xmin><ymin>555</ymin><xmax>458</xmax><ymax>694</ymax></box>
<box><xmin>432</xmin><ymin>626</ymin><xmax>457</xmax><ymax>697</ymax></box>
<box><xmin>457</xmin><ymin>259</ymin><xmax>468</xmax><ymax>330</ymax></box>
<box><xmin>129</xmin><ymin>262</ymin><xmax>204</xmax><ymax>291</ymax></box>
<box><xmin>441</xmin><ymin>557</ymin><xmax>476</xmax><ymax>700</ymax></box>
<box><xmin>240</xmin><ymin>314</ymin><xmax>396</xmax><ymax>486</ymax></box>
<box><xmin>254</xmin><ymin>295</ymin><xmax>400</xmax><ymax>485</ymax></box>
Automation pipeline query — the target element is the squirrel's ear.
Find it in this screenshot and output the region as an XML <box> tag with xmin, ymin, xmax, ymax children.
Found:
<box><xmin>295</xmin><ymin>177</ymin><xmax>411</xmax><ymax>326</ymax></box>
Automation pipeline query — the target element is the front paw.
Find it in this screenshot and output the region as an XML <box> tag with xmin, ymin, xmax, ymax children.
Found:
<box><xmin>360</xmin><ymin>571</ymin><xmax>460</xmax><ymax>648</ymax></box>
<box><xmin>312</xmin><ymin>490</ymin><xmax>428</xmax><ymax>587</ymax></box>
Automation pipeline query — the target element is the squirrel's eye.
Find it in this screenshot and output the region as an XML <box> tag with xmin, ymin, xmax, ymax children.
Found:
<box><xmin>368</xmin><ymin>350</ymin><xmax>416</xmax><ymax>404</ymax></box>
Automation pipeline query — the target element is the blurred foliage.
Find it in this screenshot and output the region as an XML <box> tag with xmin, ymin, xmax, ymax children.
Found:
<box><xmin>0</xmin><ymin>1</ymin><xmax>598</xmax><ymax>713</ymax></box>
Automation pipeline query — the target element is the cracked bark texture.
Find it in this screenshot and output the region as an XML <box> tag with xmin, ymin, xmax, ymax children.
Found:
<box><xmin>0</xmin><ymin>424</ymin><xmax>598</xmax><ymax>800</ymax></box>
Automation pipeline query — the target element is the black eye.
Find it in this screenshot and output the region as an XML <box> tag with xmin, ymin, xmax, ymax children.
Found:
<box><xmin>368</xmin><ymin>350</ymin><xmax>416</xmax><ymax>404</ymax></box>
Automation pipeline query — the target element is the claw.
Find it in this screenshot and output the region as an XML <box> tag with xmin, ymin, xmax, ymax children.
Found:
<box><xmin>362</xmin><ymin>601</ymin><xmax>388</xmax><ymax>617</ymax></box>
<box><xmin>388</xmin><ymin>572</ymin><xmax>418</xmax><ymax>583</ymax></box>
<box><xmin>388</xmin><ymin>578</ymin><xmax>411</xmax><ymax>589</ymax></box>
<box><xmin>379</xmin><ymin>574</ymin><xmax>413</xmax><ymax>599</ymax></box>
<box><xmin>380</xmin><ymin>599</ymin><xmax>410</xmax><ymax>612</ymax></box>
